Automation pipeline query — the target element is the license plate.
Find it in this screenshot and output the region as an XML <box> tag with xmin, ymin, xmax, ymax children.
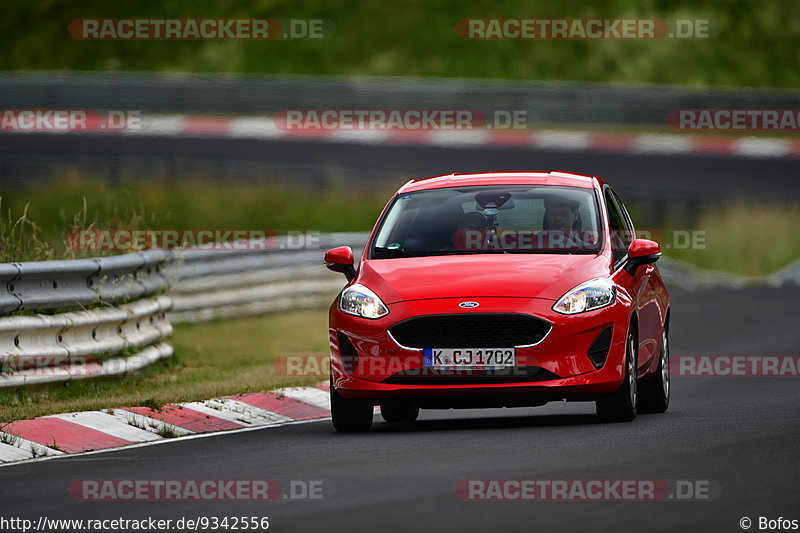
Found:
<box><xmin>423</xmin><ymin>348</ymin><xmax>516</xmax><ymax>368</ymax></box>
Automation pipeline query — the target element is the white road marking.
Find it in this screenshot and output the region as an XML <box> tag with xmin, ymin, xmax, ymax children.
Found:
<box><xmin>180</xmin><ymin>399</ymin><xmax>292</xmax><ymax>426</ymax></box>
<box><xmin>48</xmin><ymin>411</ymin><xmax>162</xmax><ymax>443</ymax></box>
<box><xmin>0</xmin><ymin>432</ymin><xmax>64</xmax><ymax>460</ymax></box>
<box><xmin>0</xmin><ymin>441</ymin><xmax>37</xmax><ymax>462</ymax></box>
<box><xmin>533</xmin><ymin>130</ymin><xmax>591</xmax><ymax>150</ymax></box>
<box><xmin>428</xmin><ymin>130</ymin><xmax>489</xmax><ymax>146</ymax></box>
<box><xmin>273</xmin><ymin>386</ymin><xmax>331</xmax><ymax>410</ymax></box>
<box><xmin>102</xmin><ymin>409</ymin><xmax>194</xmax><ymax>437</ymax></box>
<box><xmin>633</xmin><ymin>134</ymin><xmax>693</xmax><ymax>154</ymax></box>
<box><xmin>734</xmin><ymin>138</ymin><xmax>792</xmax><ymax>158</ymax></box>
<box><xmin>125</xmin><ymin>114</ymin><xmax>187</xmax><ymax>136</ymax></box>
<box><xmin>199</xmin><ymin>398</ymin><xmax>293</xmax><ymax>425</ymax></box>
<box><xmin>330</xmin><ymin>129</ymin><xmax>391</xmax><ymax>144</ymax></box>
<box><xmin>229</xmin><ymin>117</ymin><xmax>284</xmax><ymax>139</ymax></box>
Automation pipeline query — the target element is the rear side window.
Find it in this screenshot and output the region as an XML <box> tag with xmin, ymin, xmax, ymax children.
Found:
<box><xmin>604</xmin><ymin>188</ymin><xmax>633</xmax><ymax>266</ymax></box>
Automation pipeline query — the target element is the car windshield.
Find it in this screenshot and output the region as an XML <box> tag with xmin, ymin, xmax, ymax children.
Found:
<box><xmin>371</xmin><ymin>185</ymin><xmax>603</xmax><ymax>258</ymax></box>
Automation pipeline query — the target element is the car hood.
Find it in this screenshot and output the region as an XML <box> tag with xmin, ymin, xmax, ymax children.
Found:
<box><xmin>357</xmin><ymin>253</ymin><xmax>612</xmax><ymax>304</ymax></box>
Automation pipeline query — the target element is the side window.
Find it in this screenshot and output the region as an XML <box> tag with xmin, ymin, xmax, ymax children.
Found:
<box><xmin>610</xmin><ymin>189</ymin><xmax>635</xmax><ymax>236</ymax></box>
<box><xmin>604</xmin><ymin>188</ymin><xmax>632</xmax><ymax>266</ymax></box>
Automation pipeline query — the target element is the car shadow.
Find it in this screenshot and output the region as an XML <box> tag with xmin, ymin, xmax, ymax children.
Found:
<box><xmin>368</xmin><ymin>412</ymin><xmax>602</xmax><ymax>433</ymax></box>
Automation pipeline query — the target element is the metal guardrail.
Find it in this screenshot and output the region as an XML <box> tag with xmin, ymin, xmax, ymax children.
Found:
<box><xmin>1</xmin><ymin>72</ymin><xmax>799</xmax><ymax>125</ymax></box>
<box><xmin>0</xmin><ymin>250</ymin><xmax>173</xmax><ymax>388</ymax></box>
<box><xmin>0</xmin><ymin>297</ymin><xmax>173</xmax><ymax>388</ymax></box>
<box><xmin>1</xmin><ymin>250</ymin><xmax>170</xmax><ymax>314</ymax></box>
<box><xmin>167</xmin><ymin>233</ymin><xmax>365</xmax><ymax>323</ymax></box>
<box><xmin>0</xmin><ymin>234</ymin><xmax>364</xmax><ymax>387</ymax></box>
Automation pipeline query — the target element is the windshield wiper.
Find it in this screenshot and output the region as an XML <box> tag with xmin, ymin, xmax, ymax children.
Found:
<box><xmin>501</xmin><ymin>248</ymin><xmax>600</xmax><ymax>254</ymax></box>
<box><xmin>373</xmin><ymin>246</ymin><xmax>418</xmax><ymax>257</ymax></box>
<box><xmin>373</xmin><ymin>246</ymin><xmax>513</xmax><ymax>258</ymax></box>
<box><xmin>426</xmin><ymin>249</ymin><xmax>507</xmax><ymax>255</ymax></box>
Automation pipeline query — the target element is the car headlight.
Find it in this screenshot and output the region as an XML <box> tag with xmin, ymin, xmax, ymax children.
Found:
<box><xmin>553</xmin><ymin>278</ymin><xmax>616</xmax><ymax>314</ymax></box>
<box><xmin>339</xmin><ymin>284</ymin><xmax>389</xmax><ymax>319</ymax></box>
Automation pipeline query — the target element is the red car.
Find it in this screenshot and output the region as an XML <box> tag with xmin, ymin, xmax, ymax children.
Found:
<box><xmin>324</xmin><ymin>171</ymin><xmax>670</xmax><ymax>431</ymax></box>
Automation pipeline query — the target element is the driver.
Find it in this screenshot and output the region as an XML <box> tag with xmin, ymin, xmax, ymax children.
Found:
<box><xmin>541</xmin><ymin>198</ymin><xmax>587</xmax><ymax>249</ymax></box>
<box><xmin>462</xmin><ymin>211</ymin><xmax>488</xmax><ymax>231</ymax></box>
<box><xmin>544</xmin><ymin>198</ymin><xmax>580</xmax><ymax>232</ymax></box>
<box><xmin>450</xmin><ymin>211</ymin><xmax>488</xmax><ymax>250</ymax></box>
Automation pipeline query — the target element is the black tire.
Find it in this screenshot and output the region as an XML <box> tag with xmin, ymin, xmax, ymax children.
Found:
<box><xmin>330</xmin><ymin>381</ymin><xmax>373</xmax><ymax>432</ymax></box>
<box><xmin>596</xmin><ymin>328</ymin><xmax>638</xmax><ymax>423</ymax></box>
<box><xmin>639</xmin><ymin>328</ymin><xmax>670</xmax><ymax>414</ymax></box>
<box><xmin>380</xmin><ymin>404</ymin><xmax>420</xmax><ymax>424</ymax></box>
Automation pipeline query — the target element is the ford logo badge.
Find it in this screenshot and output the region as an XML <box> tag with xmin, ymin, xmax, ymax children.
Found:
<box><xmin>458</xmin><ymin>301</ymin><xmax>480</xmax><ymax>308</ymax></box>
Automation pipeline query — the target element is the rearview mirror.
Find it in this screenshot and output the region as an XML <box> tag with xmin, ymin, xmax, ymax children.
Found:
<box><xmin>324</xmin><ymin>246</ymin><xmax>356</xmax><ymax>281</ymax></box>
<box><xmin>624</xmin><ymin>239</ymin><xmax>661</xmax><ymax>275</ymax></box>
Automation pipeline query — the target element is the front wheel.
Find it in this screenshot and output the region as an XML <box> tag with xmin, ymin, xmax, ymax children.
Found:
<box><xmin>331</xmin><ymin>381</ymin><xmax>373</xmax><ymax>432</ymax></box>
<box><xmin>639</xmin><ymin>328</ymin><xmax>670</xmax><ymax>414</ymax></box>
<box><xmin>596</xmin><ymin>329</ymin><xmax>638</xmax><ymax>423</ymax></box>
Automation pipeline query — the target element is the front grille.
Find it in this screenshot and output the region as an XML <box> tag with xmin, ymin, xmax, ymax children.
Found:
<box><xmin>389</xmin><ymin>313</ymin><xmax>551</xmax><ymax>349</ymax></box>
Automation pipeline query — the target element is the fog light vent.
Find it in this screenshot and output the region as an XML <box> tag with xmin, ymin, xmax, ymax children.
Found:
<box><xmin>588</xmin><ymin>325</ymin><xmax>614</xmax><ymax>368</ymax></box>
<box><xmin>337</xmin><ymin>331</ymin><xmax>359</xmax><ymax>374</ymax></box>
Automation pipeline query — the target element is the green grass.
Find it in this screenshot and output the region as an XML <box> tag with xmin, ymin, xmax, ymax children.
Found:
<box><xmin>0</xmin><ymin>177</ymin><xmax>392</xmax><ymax>262</ymax></box>
<box><xmin>0</xmin><ymin>308</ymin><xmax>330</xmax><ymax>423</ymax></box>
<box><xmin>3</xmin><ymin>0</ymin><xmax>799</xmax><ymax>89</ymax></box>
<box><xmin>665</xmin><ymin>200</ymin><xmax>800</xmax><ymax>276</ymax></box>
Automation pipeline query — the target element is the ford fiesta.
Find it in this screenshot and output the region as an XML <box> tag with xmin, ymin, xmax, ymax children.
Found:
<box><xmin>324</xmin><ymin>171</ymin><xmax>670</xmax><ymax>432</ymax></box>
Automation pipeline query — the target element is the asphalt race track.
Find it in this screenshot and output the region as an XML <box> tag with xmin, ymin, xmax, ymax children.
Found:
<box><xmin>2</xmin><ymin>285</ymin><xmax>799</xmax><ymax>533</ymax></box>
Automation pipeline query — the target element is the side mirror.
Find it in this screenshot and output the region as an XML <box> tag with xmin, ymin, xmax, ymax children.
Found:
<box><xmin>324</xmin><ymin>246</ymin><xmax>356</xmax><ymax>281</ymax></box>
<box><xmin>624</xmin><ymin>239</ymin><xmax>661</xmax><ymax>275</ymax></box>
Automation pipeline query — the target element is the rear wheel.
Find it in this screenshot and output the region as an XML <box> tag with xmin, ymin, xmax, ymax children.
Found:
<box><xmin>380</xmin><ymin>404</ymin><xmax>419</xmax><ymax>424</ymax></box>
<box><xmin>639</xmin><ymin>328</ymin><xmax>670</xmax><ymax>414</ymax></box>
<box><xmin>596</xmin><ymin>329</ymin><xmax>638</xmax><ymax>423</ymax></box>
<box><xmin>330</xmin><ymin>380</ymin><xmax>373</xmax><ymax>432</ymax></box>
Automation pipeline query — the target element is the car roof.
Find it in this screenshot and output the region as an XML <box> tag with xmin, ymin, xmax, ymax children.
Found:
<box><xmin>397</xmin><ymin>171</ymin><xmax>604</xmax><ymax>193</ymax></box>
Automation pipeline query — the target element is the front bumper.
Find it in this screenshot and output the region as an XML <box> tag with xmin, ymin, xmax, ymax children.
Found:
<box><xmin>329</xmin><ymin>296</ymin><xmax>631</xmax><ymax>406</ymax></box>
